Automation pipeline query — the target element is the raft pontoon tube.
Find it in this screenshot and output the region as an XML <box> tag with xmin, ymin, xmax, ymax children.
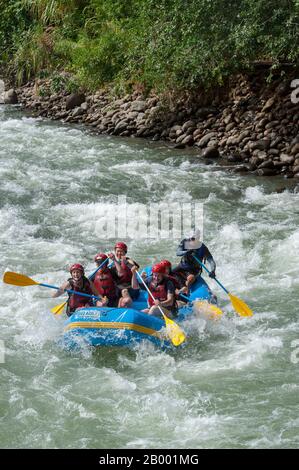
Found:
<box><xmin>63</xmin><ymin>272</ymin><xmax>215</xmax><ymax>349</ymax></box>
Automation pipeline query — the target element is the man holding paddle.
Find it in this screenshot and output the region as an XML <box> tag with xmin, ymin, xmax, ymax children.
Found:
<box><xmin>173</xmin><ymin>228</ymin><xmax>216</xmax><ymax>293</ymax></box>
<box><xmin>140</xmin><ymin>262</ymin><xmax>177</xmax><ymax>318</ymax></box>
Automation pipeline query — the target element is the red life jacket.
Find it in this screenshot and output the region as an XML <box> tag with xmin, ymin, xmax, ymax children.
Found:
<box><xmin>115</xmin><ymin>257</ymin><xmax>138</xmax><ymax>285</ymax></box>
<box><xmin>93</xmin><ymin>270</ymin><xmax>117</xmax><ymax>299</ymax></box>
<box><xmin>67</xmin><ymin>276</ymin><xmax>93</xmax><ymax>313</ymax></box>
<box><xmin>148</xmin><ymin>280</ymin><xmax>168</xmax><ymax>307</ymax></box>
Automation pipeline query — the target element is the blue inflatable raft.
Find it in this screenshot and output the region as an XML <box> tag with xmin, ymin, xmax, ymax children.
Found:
<box><xmin>63</xmin><ymin>273</ymin><xmax>215</xmax><ymax>349</ymax></box>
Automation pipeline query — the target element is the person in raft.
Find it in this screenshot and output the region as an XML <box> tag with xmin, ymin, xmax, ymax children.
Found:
<box><xmin>172</xmin><ymin>228</ymin><xmax>216</xmax><ymax>293</ymax></box>
<box><xmin>92</xmin><ymin>253</ymin><xmax>120</xmax><ymax>307</ymax></box>
<box><xmin>53</xmin><ymin>263</ymin><xmax>101</xmax><ymax>316</ymax></box>
<box><xmin>159</xmin><ymin>259</ymin><xmax>189</xmax><ymax>306</ymax></box>
<box><xmin>141</xmin><ymin>262</ymin><xmax>177</xmax><ymax>318</ymax></box>
<box><xmin>160</xmin><ymin>259</ymin><xmax>188</xmax><ymax>294</ymax></box>
<box><xmin>108</xmin><ymin>241</ymin><xmax>140</xmax><ymax>308</ymax></box>
<box><xmin>118</xmin><ymin>265</ymin><xmax>140</xmax><ymax>308</ymax></box>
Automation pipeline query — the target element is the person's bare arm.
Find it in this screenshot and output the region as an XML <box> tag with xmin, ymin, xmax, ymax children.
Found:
<box><xmin>108</xmin><ymin>252</ymin><xmax>123</xmax><ymax>277</ymax></box>
<box><xmin>52</xmin><ymin>281</ymin><xmax>70</xmax><ymax>298</ymax></box>
<box><xmin>159</xmin><ymin>292</ymin><xmax>174</xmax><ymax>308</ymax></box>
<box><xmin>131</xmin><ymin>265</ymin><xmax>139</xmax><ymax>290</ymax></box>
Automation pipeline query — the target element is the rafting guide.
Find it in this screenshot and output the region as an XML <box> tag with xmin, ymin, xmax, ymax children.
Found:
<box><xmin>173</xmin><ymin>228</ymin><xmax>217</xmax><ymax>295</ymax></box>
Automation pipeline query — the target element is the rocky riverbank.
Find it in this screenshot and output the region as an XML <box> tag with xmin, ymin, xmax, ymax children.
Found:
<box><xmin>2</xmin><ymin>70</ymin><xmax>299</xmax><ymax>178</ymax></box>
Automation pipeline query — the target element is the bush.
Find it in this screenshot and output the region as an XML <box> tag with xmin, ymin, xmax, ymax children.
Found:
<box><xmin>0</xmin><ymin>0</ymin><xmax>298</xmax><ymax>90</ymax></box>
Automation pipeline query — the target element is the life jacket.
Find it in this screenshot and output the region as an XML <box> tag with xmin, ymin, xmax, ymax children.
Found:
<box><xmin>148</xmin><ymin>280</ymin><xmax>168</xmax><ymax>307</ymax></box>
<box><xmin>93</xmin><ymin>269</ymin><xmax>118</xmax><ymax>299</ymax></box>
<box><xmin>116</xmin><ymin>257</ymin><xmax>139</xmax><ymax>286</ymax></box>
<box><xmin>148</xmin><ymin>279</ymin><xmax>177</xmax><ymax>313</ymax></box>
<box><xmin>67</xmin><ymin>276</ymin><xmax>93</xmax><ymax>314</ymax></box>
<box><xmin>180</xmin><ymin>244</ymin><xmax>207</xmax><ymax>273</ymax></box>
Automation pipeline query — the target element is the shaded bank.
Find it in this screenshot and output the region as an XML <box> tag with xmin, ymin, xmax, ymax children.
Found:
<box><xmin>2</xmin><ymin>67</ymin><xmax>299</xmax><ymax>180</ymax></box>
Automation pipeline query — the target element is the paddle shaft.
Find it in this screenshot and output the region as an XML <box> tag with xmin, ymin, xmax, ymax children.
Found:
<box><xmin>192</xmin><ymin>254</ymin><xmax>229</xmax><ymax>294</ymax></box>
<box><xmin>88</xmin><ymin>258</ymin><xmax>109</xmax><ymax>280</ymax></box>
<box><xmin>136</xmin><ymin>271</ymin><xmax>165</xmax><ymax>317</ymax></box>
<box><xmin>193</xmin><ymin>254</ymin><xmax>253</xmax><ymax>317</ymax></box>
<box><xmin>179</xmin><ymin>293</ymin><xmax>193</xmax><ymax>302</ymax></box>
<box><xmin>140</xmin><ymin>274</ymin><xmax>205</xmax><ymax>304</ymax></box>
<box><xmin>39</xmin><ymin>283</ymin><xmax>101</xmax><ymax>301</ymax></box>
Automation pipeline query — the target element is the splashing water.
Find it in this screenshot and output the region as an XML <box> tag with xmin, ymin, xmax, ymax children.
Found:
<box><xmin>0</xmin><ymin>105</ymin><xmax>298</xmax><ymax>448</ymax></box>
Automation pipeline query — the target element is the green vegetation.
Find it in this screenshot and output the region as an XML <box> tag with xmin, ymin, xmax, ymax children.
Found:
<box><xmin>0</xmin><ymin>0</ymin><xmax>298</xmax><ymax>92</ymax></box>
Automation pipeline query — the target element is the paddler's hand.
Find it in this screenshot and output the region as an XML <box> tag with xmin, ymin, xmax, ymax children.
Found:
<box><xmin>178</xmin><ymin>286</ymin><xmax>188</xmax><ymax>295</ymax></box>
<box><xmin>108</xmin><ymin>252</ymin><xmax>115</xmax><ymax>261</ymax></box>
<box><xmin>209</xmin><ymin>270</ymin><xmax>216</xmax><ymax>279</ymax></box>
<box><xmin>154</xmin><ymin>299</ymin><xmax>160</xmax><ymax>306</ymax></box>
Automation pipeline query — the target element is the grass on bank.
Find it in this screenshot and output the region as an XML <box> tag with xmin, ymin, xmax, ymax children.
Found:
<box><xmin>0</xmin><ymin>0</ymin><xmax>298</xmax><ymax>93</ymax></box>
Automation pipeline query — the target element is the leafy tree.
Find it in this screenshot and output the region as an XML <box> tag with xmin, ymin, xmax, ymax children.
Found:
<box><xmin>0</xmin><ymin>0</ymin><xmax>298</xmax><ymax>89</ymax></box>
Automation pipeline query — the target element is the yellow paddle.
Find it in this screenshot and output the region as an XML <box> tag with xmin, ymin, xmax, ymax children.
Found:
<box><xmin>179</xmin><ymin>292</ymin><xmax>223</xmax><ymax>319</ymax></box>
<box><xmin>136</xmin><ymin>271</ymin><xmax>186</xmax><ymax>347</ymax></box>
<box><xmin>3</xmin><ymin>271</ymin><xmax>101</xmax><ymax>301</ymax></box>
<box><xmin>3</xmin><ymin>271</ymin><xmax>47</xmax><ymax>287</ymax></box>
<box><xmin>194</xmin><ymin>300</ymin><xmax>223</xmax><ymax>321</ymax></box>
<box><xmin>51</xmin><ymin>301</ymin><xmax>67</xmax><ymax>315</ymax></box>
<box><xmin>192</xmin><ymin>255</ymin><xmax>253</xmax><ymax>317</ymax></box>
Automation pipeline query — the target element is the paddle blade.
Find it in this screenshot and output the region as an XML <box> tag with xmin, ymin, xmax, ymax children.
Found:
<box><xmin>3</xmin><ymin>271</ymin><xmax>39</xmax><ymax>287</ymax></box>
<box><xmin>51</xmin><ymin>301</ymin><xmax>67</xmax><ymax>315</ymax></box>
<box><xmin>162</xmin><ymin>313</ymin><xmax>186</xmax><ymax>346</ymax></box>
<box><xmin>229</xmin><ymin>293</ymin><xmax>253</xmax><ymax>317</ymax></box>
<box><xmin>194</xmin><ymin>300</ymin><xmax>223</xmax><ymax>321</ymax></box>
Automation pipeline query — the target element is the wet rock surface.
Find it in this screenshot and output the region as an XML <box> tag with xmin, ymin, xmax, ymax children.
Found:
<box><xmin>3</xmin><ymin>71</ymin><xmax>299</xmax><ymax>178</ymax></box>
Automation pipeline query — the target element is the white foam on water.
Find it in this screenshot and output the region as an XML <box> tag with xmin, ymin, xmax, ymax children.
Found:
<box><xmin>1</xmin><ymin>108</ymin><xmax>299</xmax><ymax>449</ymax></box>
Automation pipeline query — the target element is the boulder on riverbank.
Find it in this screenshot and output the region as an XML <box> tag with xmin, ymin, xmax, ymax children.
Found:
<box><xmin>14</xmin><ymin>69</ymin><xmax>299</xmax><ymax>178</ymax></box>
<box><xmin>4</xmin><ymin>88</ymin><xmax>18</xmax><ymax>104</ymax></box>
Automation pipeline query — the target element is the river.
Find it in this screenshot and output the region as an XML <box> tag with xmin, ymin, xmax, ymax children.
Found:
<box><xmin>0</xmin><ymin>105</ymin><xmax>298</xmax><ymax>449</ymax></box>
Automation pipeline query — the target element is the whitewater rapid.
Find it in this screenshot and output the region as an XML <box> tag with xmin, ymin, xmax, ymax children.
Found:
<box><xmin>0</xmin><ymin>105</ymin><xmax>298</xmax><ymax>449</ymax></box>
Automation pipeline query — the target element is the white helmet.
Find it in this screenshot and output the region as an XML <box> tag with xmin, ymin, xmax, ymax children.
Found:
<box><xmin>185</xmin><ymin>228</ymin><xmax>202</xmax><ymax>250</ymax></box>
<box><xmin>188</xmin><ymin>228</ymin><xmax>201</xmax><ymax>240</ymax></box>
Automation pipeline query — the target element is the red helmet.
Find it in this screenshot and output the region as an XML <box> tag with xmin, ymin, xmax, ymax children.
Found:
<box><xmin>152</xmin><ymin>263</ymin><xmax>166</xmax><ymax>274</ymax></box>
<box><xmin>69</xmin><ymin>263</ymin><xmax>84</xmax><ymax>274</ymax></box>
<box><xmin>160</xmin><ymin>259</ymin><xmax>172</xmax><ymax>269</ymax></box>
<box><xmin>115</xmin><ymin>242</ymin><xmax>127</xmax><ymax>253</ymax></box>
<box><xmin>94</xmin><ymin>253</ymin><xmax>108</xmax><ymax>262</ymax></box>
